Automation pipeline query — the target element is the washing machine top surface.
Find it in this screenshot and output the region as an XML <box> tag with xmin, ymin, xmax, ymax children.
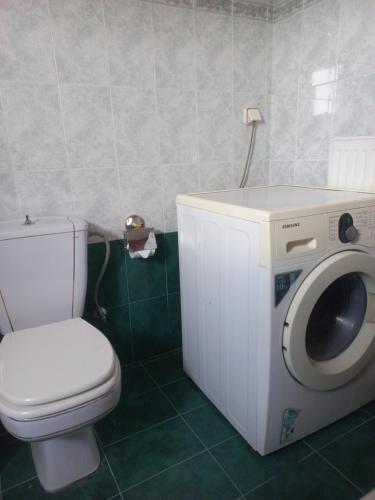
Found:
<box><xmin>176</xmin><ymin>185</ymin><xmax>375</xmax><ymax>222</ymax></box>
<box><xmin>0</xmin><ymin>318</ymin><xmax>115</xmax><ymax>407</ymax></box>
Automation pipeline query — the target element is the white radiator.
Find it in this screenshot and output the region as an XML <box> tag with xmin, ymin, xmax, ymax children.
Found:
<box><xmin>328</xmin><ymin>136</ymin><xmax>375</xmax><ymax>192</ymax></box>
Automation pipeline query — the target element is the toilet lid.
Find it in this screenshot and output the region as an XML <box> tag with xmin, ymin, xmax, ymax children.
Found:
<box><xmin>0</xmin><ymin>318</ymin><xmax>115</xmax><ymax>407</ymax></box>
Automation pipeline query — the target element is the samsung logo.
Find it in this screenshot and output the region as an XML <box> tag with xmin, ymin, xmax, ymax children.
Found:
<box><xmin>282</xmin><ymin>223</ymin><xmax>300</xmax><ymax>229</ymax></box>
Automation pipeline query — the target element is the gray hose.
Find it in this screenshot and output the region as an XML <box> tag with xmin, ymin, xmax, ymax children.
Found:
<box><xmin>239</xmin><ymin>123</ymin><xmax>258</xmax><ymax>188</ymax></box>
<box><xmin>89</xmin><ymin>232</ymin><xmax>110</xmax><ymax>323</ymax></box>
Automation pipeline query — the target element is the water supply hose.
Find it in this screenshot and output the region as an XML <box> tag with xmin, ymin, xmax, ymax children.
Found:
<box><xmin>89</xmin><ymin>231</ymin><xmax>110</xmax><ymax>323</ymax></box>
<box><xmin>239</xmin><ymin>122</ymin><xmax>258</xmax><ymax>188</ymax></box>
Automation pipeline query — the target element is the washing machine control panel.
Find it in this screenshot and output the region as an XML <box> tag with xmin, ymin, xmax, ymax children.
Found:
<box><xmin>328</xmin><ymin>207</ymin><xmax>375</xmax><ymax>246</ymax></box>
<box><xmin>338</xmin><ymin>213</ymin><xmax>358</xmax><ymax>243</ymax></box>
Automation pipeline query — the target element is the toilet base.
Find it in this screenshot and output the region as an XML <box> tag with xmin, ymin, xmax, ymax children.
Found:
<box><xmin>31</xmin><ymin>426</ymin><xmax>100</xmax><ymax>492</ymax></box>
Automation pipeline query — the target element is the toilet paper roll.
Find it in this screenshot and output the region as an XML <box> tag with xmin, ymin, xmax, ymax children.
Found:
<box><xmin>129</xmin><ymin>249</ymin><xmax>156</xmax><ymax>259</ymax></box>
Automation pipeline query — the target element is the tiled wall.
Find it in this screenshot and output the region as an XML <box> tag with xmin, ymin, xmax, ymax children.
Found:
<box><xmin>269</xmin><ymin>0</ymin><xmax>375</xmax><ymax>186</ymax></box>
<box><xmin>84</xmin><ymin>232</ymin><xmax>181</xmax><ymax>362</ymax></box>
<box><xmin>0</xmin><ymin>0</ymin><xmax>272</xmax><ymax>238</ymax></box>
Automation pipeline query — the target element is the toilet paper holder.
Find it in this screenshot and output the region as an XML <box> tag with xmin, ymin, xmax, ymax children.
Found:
<box><xmin>124</xmin><ymin>214</ymin><xmax>157</xmax><ymax>259</ymax></box>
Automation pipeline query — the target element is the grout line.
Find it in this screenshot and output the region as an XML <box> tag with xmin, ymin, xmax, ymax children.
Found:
<box><xmin>95</xmin><ymin>429</ymin><xmax>124</xmax><ymax>500</ymax></box>
<box><xmin>241</xmin><ymin>475</ymin><xmax>277</xmax><ymax>498</ymax></box>
<box><xmin>102</xmin><ymin>415</ymin><xmax>180</xmax><ymax>450</ymax></box>
<box><xmin>230</xmin><ymin>0</ymin><xmax>235</xmax><ymax>187</ymax></box>
<box><xmin>303</xmin><ymin>441</ymin><xmax>365</xmax><ymax>495</ymax></box>
<box><xmin>119</xmin><ymin>449</ymin><xmax>207</xmax><ymax>495</ymax></box>
<box><xmin>180</xmin><ymin>400</ymin><xmax>211</xmax><ymax>415</ymax></box>
<box><xmin>142</xmin><ymin>363</ymin><xmax>244</xmax><ymax>497</ymax></box>
<box><xmin>0</xmin><ymin>87</ymin><xmax>21</xmax><ymax>218</ymax></box>
<box><xmin>149</xmin><ymin>0</ymin><xmax>165</xmax><ymax>234</ymax></box>
<box><xmin>302</xmin><ymin>415</ymin><xmax>375</xmax><ymax>453</ymax></box>
<box><xmin>45</xmin><ymin>0</ymin><xmax>72</xmax><ymax>205</ymax></box>
<box><xmin>207</xmin><ymin>432</ymin><xmax>239</xmax><ymax>451</ymax></box>
<box><xmin>1</xmin><ymin>475</ymin><xmax>38</xmax><ymax>495</ymax></box>
<box><xmin>99</xmin><ymin>0</ymin><xmax>137</xmax><ymax>360</ymax></box>
<box><xmin>141</xmin><ymin>346</ymin><xmax>182</xmax><ymax>365</ymax></box>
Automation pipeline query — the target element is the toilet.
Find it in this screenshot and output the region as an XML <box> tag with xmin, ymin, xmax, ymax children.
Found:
<box><xmin>0</xmin><ymin>216</ymin><xmax>121</xmax><ymax>492</ymax></box>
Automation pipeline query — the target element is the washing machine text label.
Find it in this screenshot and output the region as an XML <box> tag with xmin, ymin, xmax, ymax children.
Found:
<box><xmin>275</xmin><ymin>270</ymin><xmax>302</xmax><ymax>306</ymax></box>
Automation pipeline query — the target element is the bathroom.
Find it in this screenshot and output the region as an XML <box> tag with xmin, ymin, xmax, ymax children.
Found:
<box><xmin>0</xmin><ymin>0</ymin><xmax>375</xmax><ymax>498</ymax></box>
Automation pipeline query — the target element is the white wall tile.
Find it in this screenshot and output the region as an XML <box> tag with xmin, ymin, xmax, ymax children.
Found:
<box><xmin>153</xmin><ymin>4</ymin><xmax>195</xmax><ymax>91</ymax></box>
<box><xmin>112</xmin><ymin>86</ymin><xmax>159</xmax><ymax>166</ymax></box>
<box><xmin>269</xmin><ymin>94</ymin><xmax>297</xmax><ymax>160</ymax></box>
<box><xmin>161</xmin><ymin>163</ymin><xmax>199</xmax><ymax>231</ymax></box>
<box><xmin>1</xmin><ymin>83</ymin><xmax>67</xmax><ymax>170</ymax></box>
<box><xmin>0</xmin><ymin>173</ymin><xmax>19</xmax><ymax>220</ymax></box>
<box><xmin>293</xmin><ymin>160</ymin><xmax>327</xmax><ymax>187</ymax></box>
<box><xmin>60</xmin><ymin>84</ymin><xmax>116</xmax><ymax>168</ymax></box>
<box><xmin>233</xmin><ymin>17</ymin><xmax>267</xmax><ymax>94</ymax></box>
<box><xmin>49</xmin><ymin>0</ymin><xmax>109</xmax><ymax>84</ymax></box>
<box><xmin>0</xmin><ymin>0</ymin><xmax>56</xmax><ymax>83</ymax></box>
<box><xmin>271</xmin><ymin>13</ymin><xmax>301</xmax><ymax>97</ymax></box>
<box><xmin>333</xmin><ymin>74</ymin><xmax>375</xmax><ymax>137</ymax></box>
<box><xmin>195</xmin><ymin>11</ymin><xmax>232</xmax><ymax>92</ymax></box>
<box><xmin>70</xmin><ymin>168</ymin><xmax>122</xmax><ymax>238</ymax></box>
<box><xmin>104</xmin><ymin>0</ymin><xmax>154</xmax><ymax>88</ymax></box>
<box><xmin>16</xmin><ymin>169</ymin><xmax>72</xmax><ymax>215</ymax></box>
<box><xmin>0</xmin><ymin>103</ymin><xmax>12</xmax><ymax>171</ymax></box>
<box><xmin>119</xmin><ymin>165</ymin><xmax>164</xmax><ymax>232</ymax></box>
<box><xmin>338</xmin><ymin>0</ymin><xmax>375</xmax><ymax>79</ymax></box>
<box><xmin>198</xmin><ymin>91</ymin><xmax>232</xmax><ymax>162</ymax></box>
<box><xmin>199</xmin><ymin>161</ymin><xmax>233</xmax><ymax>191</ymax></box>
<box><xmin>296</xmin><ymin>97</ymin><xmax>332</xmax><ymax>160</ymax></box>
<box><xmin>158</xmin><ymin>89</ymin><xmax>197</xmax><ymax>165</ymax></box>
<box><xmin>269</xmin><ymin>160</ymin><xmax>295</xmax><ymax>184</ymax></box>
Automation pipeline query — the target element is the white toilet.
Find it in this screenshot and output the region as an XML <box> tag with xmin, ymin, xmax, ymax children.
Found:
<box><xmin>0</xmin><ymin>216</ymin><xmax>121</xmax><ymax>492</ymax></box>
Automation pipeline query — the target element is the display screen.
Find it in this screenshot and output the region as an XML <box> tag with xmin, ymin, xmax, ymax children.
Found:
<box><xmin>275</xmin><ymin>270</ymin><xmax>302</xmax><ymax>306</ymax></box>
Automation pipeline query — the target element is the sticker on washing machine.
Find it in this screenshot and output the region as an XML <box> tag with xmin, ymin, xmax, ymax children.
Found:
<box><xmin>280</xmin><ymin>408</ymin><xmax>301</xmax><ymax>444</ymax></box>
<box><xmin>275</xmin><ymin>270</ymin><xmax>302</xmax><ymax>306</ymax></box>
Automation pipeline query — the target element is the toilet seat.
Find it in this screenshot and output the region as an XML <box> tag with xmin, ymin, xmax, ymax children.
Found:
<box><xmin>0</xmin><ymin>318</ymin><xmax>120</xmax><ymax>420</ymax></box>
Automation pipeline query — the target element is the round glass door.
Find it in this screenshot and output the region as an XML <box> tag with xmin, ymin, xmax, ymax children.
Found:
<box><xmin>283</xmin><ymin>251</ymin><xmax>375</xmax><ymax>391</ymax></box>
<box><xmin>306</xmin><ymin>273</ymin><xmax>367</xmax><ymax>362</ymax></box>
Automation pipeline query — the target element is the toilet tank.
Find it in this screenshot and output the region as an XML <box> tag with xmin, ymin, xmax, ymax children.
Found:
<box><xmin>0</xmin><ymin>216</ymin><xmax>88</xmax><ymax>334</ymax></box>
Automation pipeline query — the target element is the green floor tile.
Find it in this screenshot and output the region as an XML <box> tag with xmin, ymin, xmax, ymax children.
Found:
<box><xmin>126</xmin><ymin>234</ymin><xmax>166</xmax><ymax>302</ymax></box>
<box><xmin>183</xmin><ymin>403</ymin><xmax>238</xmax><ymax>447</ymax></box>
<box><xmin>320</xmin><ymin>418</ymin><xmax>375</xmax><ymax>492</ymax></box>
<box><xmin>304</xmin><ymin>410</ymin><xmax>370</xmax><ymax>450</ymax></box>
<box><xmin>131</xmin><ymin>296</ymin><xmax>179</xmax><ymax>360</ymax></box>
<box><xmin>122</xmin><ymin>364</ymin><xmax>156</xmax><ymax>398</ymax></box>
<box><xmin>96</xmin><ymin>388</ymin><xmax>177</xmax><ymax>446</ymax></box>
<box><xmin>0</xmin><ymin>434</ymin><xmax>36</xmax><ymax>491</ymax></box>
<box><xmin>362</xmin><ymin>400</ymin><xmax>375</xmax><ymax>416</ymax></box>
<box><xmin>125</xmin><ymin>451</ymin><xmax>239</xmax><ymax>500</ymax></box>
<box><xmin>164</xmin><ymin>232</ymin><xmax>180</xmax><ymax>294</ymax></box>
<box><xmin>167</xmin><ymin>292</ymin><xmax>182</xmax><ymax>345</ymax></box>
<box><xmin>106</xmin><ymin>417</ymin><xmax>203</xmax><ymax>491</ymax></box>
<box><xmin>246</xmin><ymin>453</ymin><xmax>360</xmax><ymax>500</ymax></box>
<box><xmin>143</xmin><ymin>350</ymin><xmax>185</xmax><ymax>386</ymax></box>
<box><xmin>211</xmin><ymin>434</ymin><xmax>311</xmax><ymax>493</ymax></box>
<box><xmin>104</xmin><ymin>305</ymin><xmax>132</xmax><ymax>364</ymax></box>
<box><xmin>2</xmin><ymin>459</ymin><xmax>118</xmax><ymax>500</ymax></box>
<box><xmin>163</xmin><ymin>378</ymin><xmax>209</xmax><ymax>413</ymax></box>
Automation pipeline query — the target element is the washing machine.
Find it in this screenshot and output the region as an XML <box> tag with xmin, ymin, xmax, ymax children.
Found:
<box><xmin>176</xmin><ymin>185</ymin><xmax>375</xmax><ymax>455</ymax></box>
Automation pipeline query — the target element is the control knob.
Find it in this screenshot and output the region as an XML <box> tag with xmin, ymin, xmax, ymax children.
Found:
<box><xmin>345</xmin><ymin>225</ymin><xmax>358</xmax><ymax>242</ymax></box>
<box><xmin>338</xmin><ymin>213</ymin><xmax>358</xmax><ymax>243</ymax></box>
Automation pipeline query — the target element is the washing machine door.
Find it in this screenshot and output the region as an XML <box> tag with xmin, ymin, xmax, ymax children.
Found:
<box><xmin>283</xmin><ymin>250</ymin><xmax>375</xmax><ymax>390</ymax></box>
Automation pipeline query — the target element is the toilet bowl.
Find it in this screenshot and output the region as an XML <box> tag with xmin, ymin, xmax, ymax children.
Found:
<box><xmin>0</xmin><ymin>318</ymin><xmax>121</xmax><ymax>492</ymax></box>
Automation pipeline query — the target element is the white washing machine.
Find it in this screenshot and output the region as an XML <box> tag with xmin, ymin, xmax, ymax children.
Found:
<box><xmin>176</xmin><ymin>185</ymin><xmax>375</xmax><ymax>455</ymax></box>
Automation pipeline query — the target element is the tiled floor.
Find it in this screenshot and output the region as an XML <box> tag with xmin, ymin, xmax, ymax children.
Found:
<box><xmin>1</xmin><ymin>350</ymin><xmax>374</xmax><ymax>500</ymax></box>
